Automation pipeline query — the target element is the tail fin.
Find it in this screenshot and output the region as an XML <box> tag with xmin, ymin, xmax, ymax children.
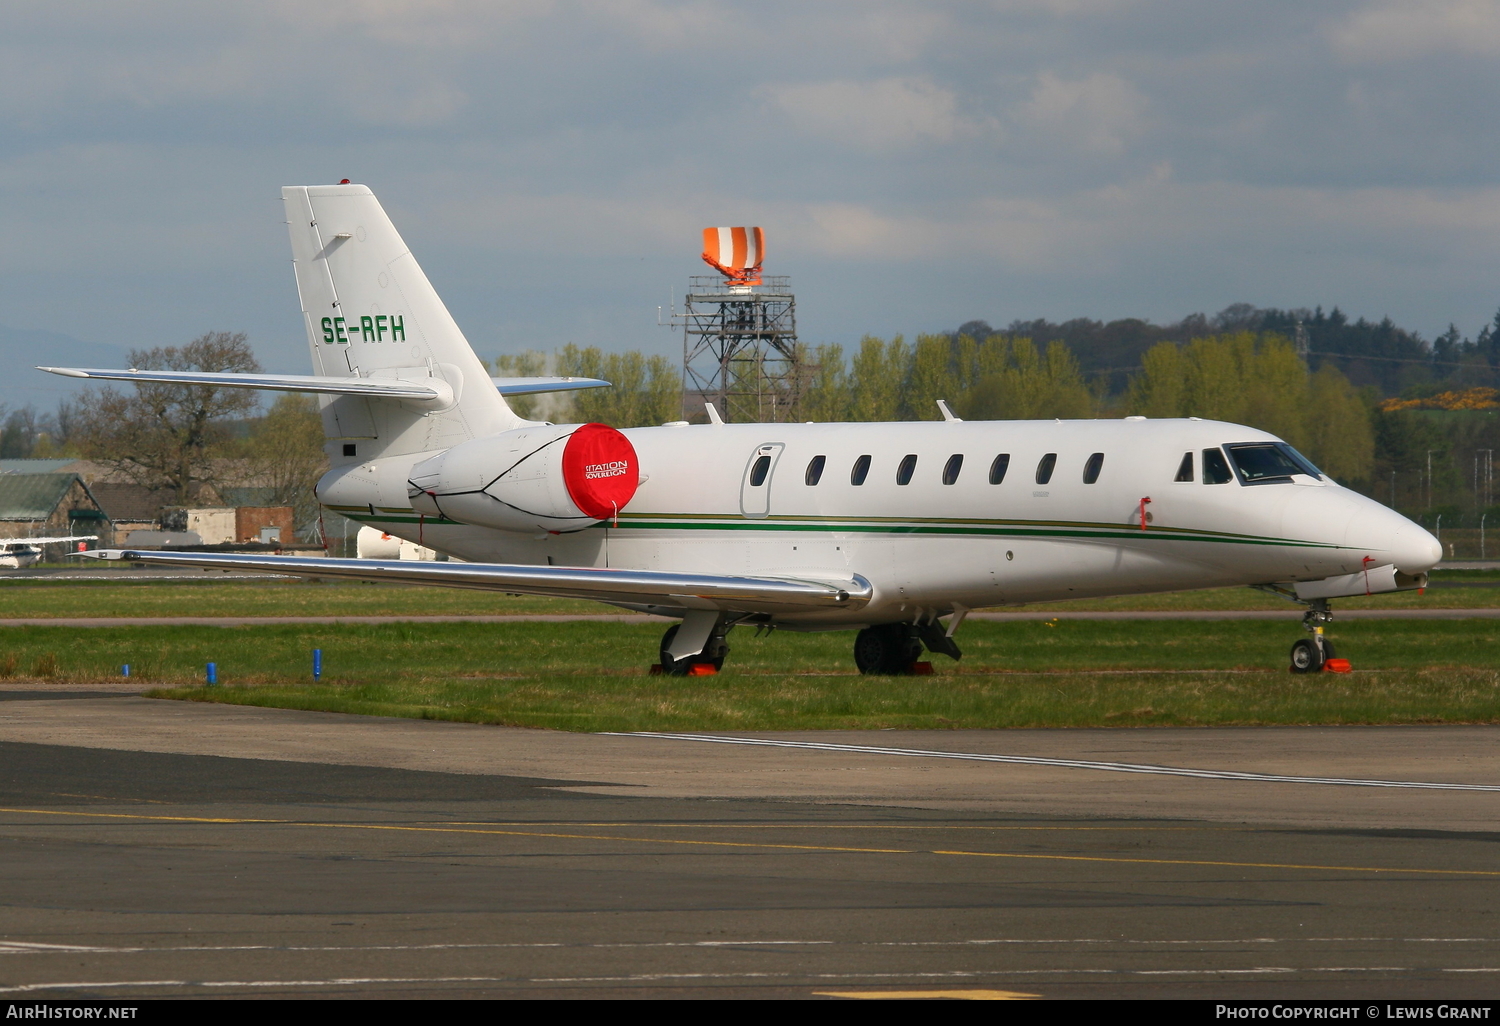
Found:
<box><xmin>283</xmin><ymin>184</ymin><xmax>518</xmax><ymax>460</ymax></box>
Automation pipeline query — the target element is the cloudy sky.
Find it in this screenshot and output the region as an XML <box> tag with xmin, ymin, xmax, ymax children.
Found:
<box><xmin>4</xmin><ymin>0</ymin><xmax>1500</xmax><ymax>389</ymax></box>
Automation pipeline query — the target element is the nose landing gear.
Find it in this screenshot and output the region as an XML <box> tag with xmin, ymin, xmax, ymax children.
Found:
<box><xmin>1288</xmin><ymin>599</ymin><xmax>1350</xmax><ymax>674</ymax></box>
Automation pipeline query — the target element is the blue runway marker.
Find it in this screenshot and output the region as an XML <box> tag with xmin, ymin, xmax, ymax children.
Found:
<box><xmin>313</xmin><ymin>649</ymin><xmax>322</xmax><ymax>680</ymax></box>
<box><xmin>121</xmin><ymin>665</ymin><xmax>130</xmax><ymax>678</ymax></box>
<box><xmin>206</xmin><ymin>662</ymin><xmax>217</xmax><ymax>686</ymax></box>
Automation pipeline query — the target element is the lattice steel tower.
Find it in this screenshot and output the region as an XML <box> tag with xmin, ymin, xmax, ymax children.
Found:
<box><xmin>666</xmin><ymin>227</ymin><xmax>801</xmax><ymax>423</ymax></box>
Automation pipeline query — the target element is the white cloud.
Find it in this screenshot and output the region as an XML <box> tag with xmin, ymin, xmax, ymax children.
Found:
<box><xmin>1013</xmin><ymin>71</ymin><xmax>1147</xmax><ymax>155</ymax></box>
<box><xmin>766</xmin><ymin>76</ymin><xmax>995</xmax><ymax>151</ymax></box>
<box><xmin>274</xmin><ymin>0</ymin><xmax>554</xmax><ymax>48</ymax></box>
<box><xmin>1330</xmin><ymin>0</ymin><xmax>1500</xmax><ymax>61</ymax></box>
<box><xmin>6</xmin><ymin>1</ymin><xmax>1500</xmax><ymax>356</ymax></box>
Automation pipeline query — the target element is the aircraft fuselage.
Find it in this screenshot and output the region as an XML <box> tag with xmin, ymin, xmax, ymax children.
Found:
<box><xmin>318</xmin><ymin>416</ymin><xmax>1440</xmax><ymax>626</ymax></box>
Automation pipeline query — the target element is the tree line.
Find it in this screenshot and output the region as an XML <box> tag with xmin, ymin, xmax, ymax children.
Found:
<box><xmin>9</xmin><ymin>304</ymin><xmax>1500</xmax><ymax>537</ymax></box>
<box><xmin>2</xmin><ymin>333</ymin><xmax>327</xmax><ymax>531</ymax></box>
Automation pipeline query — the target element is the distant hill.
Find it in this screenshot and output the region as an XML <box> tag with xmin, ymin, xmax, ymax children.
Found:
<box><xmin>0</xmin><ymin>325</ymin><xmax>126</xmax><ymax>413</ymax></box>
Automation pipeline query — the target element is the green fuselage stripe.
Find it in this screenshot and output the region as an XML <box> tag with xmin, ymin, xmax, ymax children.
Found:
<box><xmin>610</xmin><ymin>519</ymin><xmax>1334</xmax><ymax>548</ymax></box>
<box><xmin>340</xmin><ymin>507</ymin><xmax>1344</xmax><ymax>551</ymax></box>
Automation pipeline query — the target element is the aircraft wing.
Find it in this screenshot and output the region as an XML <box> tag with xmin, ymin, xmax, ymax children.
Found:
<box><xmin>83</xmin><ymin>549</ymin><xmax>872</xmax><ymax>613</ymax></box>
<box><xmin>37</xmin><ymin>367</ymin><xmax>610</xmax><ymax>400</ymax></box>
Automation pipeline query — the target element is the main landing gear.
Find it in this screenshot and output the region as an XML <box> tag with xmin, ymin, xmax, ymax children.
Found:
<box><xmin>652</xmin><ymin>613</ymin><xmax>965</xmax><ymax>677</ymax></box>
<box><xmin>853</xmin><ymin>621</ymin><xmax>962</xmax><ymax>676</ymax></box>
<box><xmin>1289</xmin><ymin>599</ymin><xmax>1350</xmax><ymax>674</ymax></box>
<box><xmin>656</xmin><ymin>619</ymin><xmax>732</xmax><ymax>676</ymax></box>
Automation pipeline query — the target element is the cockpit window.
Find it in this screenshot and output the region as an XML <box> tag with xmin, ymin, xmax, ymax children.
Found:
<box><xmin>1224</xmin><ymin>443</ymin><xmax>1323</xmax><ymax>484</ymax></box>
<box><xmin>1202</xmin><ymin>448</ymin><xmax>1232</xmax><ymax>485</ymax></box>
<box><xmin>1174</xmin><ymin>452</ymin><xmax>1194</xmax><ymax>482</ymax></box>
<box><xmin>1279</xmin><ymin>445</ymin><xmax>1324</xmax><ymax>480</ymax></box>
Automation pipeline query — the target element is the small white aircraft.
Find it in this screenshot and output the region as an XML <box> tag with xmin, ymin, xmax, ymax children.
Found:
<box><xmin>41</xmin><ymin>184</ymin><xmax>1441</xmax><ymax>675</ymax></box>
<box><xmin>0</xmin><ymin>536</ymin><xmax>97</xmax><ymax>570</ymax></box>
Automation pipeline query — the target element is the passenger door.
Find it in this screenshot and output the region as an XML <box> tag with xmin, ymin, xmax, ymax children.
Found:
<box><xmin>739</xmin><ymin>443</ymin><xmax>784</xmax><ymax>519</ymax></box>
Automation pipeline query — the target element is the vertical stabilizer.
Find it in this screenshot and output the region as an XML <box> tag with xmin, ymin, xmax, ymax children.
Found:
<box><xmin>283</xmin><ymin>184</ymin><xmax>518</xmax><ymax>459</ymax></box>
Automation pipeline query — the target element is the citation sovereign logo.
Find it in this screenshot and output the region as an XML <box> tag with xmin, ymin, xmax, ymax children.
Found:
<box><xmin>584</xmin><ymin>460</ymin><xmax>629</xmax><ymax>480</ymax></box>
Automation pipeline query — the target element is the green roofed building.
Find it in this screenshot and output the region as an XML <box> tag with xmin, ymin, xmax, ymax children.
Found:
<box><xmin>0</xmin><ymin>473</ymin><xmax>109</xmax><ymax>546</ymax></box>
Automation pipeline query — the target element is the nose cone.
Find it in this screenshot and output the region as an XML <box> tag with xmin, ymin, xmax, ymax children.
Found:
<box><xmin>1345</xmin><ymin>500</ymin><xmax>1442</xmax><ymax>573</ymax></box>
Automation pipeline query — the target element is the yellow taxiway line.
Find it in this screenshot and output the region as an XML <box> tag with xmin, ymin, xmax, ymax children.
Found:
<box><xmin>0</xmin><ymin>805</ymin><xmax>1493</xmax><ymax>877</ymax></box>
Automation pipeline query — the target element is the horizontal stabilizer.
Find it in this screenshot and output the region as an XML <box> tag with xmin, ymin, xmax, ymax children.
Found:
<box><xmin>490</xmin><ymin>376</ymin><xmax>611</xmax><ymax>396</ymax></box>
<box><xmin>38</xmin><ymin>367</ymin><xmax>442</xmax><ymax>399</ymax></box>
<box><xmin>82</xmin><ymin>549</ymin><xmax>872</xmax><ymax>613</ymax></box>
<box><xmin>37</xmin><ymin>367</ymin><xmax>611</xmax><ymax>401</ymax></box>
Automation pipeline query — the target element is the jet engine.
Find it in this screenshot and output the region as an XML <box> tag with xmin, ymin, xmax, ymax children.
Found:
<box><xmin>406</xmin><ymin>422</ymin><xmax>639</xmax><ymax>534</ymax></box>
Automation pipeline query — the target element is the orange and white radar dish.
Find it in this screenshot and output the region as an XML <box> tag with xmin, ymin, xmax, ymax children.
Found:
<box><xmin>701</xmin><ymin>227</ymin><xmax>764</xmax><ymax>286</ymax></box>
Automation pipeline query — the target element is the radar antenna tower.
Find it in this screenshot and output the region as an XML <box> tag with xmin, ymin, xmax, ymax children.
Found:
<box><xmin>662</xmin><ymin>227</ymin><xmax>801</xmax><ymax>423</ymax></box>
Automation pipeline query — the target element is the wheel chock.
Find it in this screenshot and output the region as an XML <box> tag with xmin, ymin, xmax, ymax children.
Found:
<box><xmin>911</xmin><ymin>661</ymin><xmax>934</xmax><ymax>676</ymax></box>
<box><xmin>687</xmin><ymin>663</ymin><xmax>718</xmax><ymax>677</ymax></box>
<box><xmin>1323</xmin><ymin>658</ymin><xmax>1352</xmax><ymax>673</ymax></box>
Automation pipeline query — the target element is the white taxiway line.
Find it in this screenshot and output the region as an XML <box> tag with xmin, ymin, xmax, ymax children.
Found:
<box><xmin>608</xmin><ymin>732</ymin><xmax>1500</xmax><ymax>793</ymax></box>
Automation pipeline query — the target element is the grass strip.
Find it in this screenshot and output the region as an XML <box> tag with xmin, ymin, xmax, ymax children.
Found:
<box><xmin>1</xmin><ymin>572</ymin><xmax>1497</xmax><ymax>620</ymax></box>
<box><xmin>0</xmin><ymin>579</ymin><xmax>604</xmax><ymax>618</ymax></box>
<box><xmin>0</xmin><ymin>618</ymin><xmax>1496</xmax><ymax>731</ymax></box>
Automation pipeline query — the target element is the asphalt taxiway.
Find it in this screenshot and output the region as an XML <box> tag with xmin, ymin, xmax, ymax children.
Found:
<box><xmin>0</xmin><ymin>689</ymin><xmax>1498</xmax><ymax>999</ymax></box>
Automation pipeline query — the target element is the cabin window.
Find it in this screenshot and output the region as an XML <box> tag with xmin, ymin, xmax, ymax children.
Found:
<box><xmin>749</xmin><ymin>455</ymin><xmax>772</xmax><ymax>487</ymax></box>
<box><xmin>1035</xmin><ymin>453</ymin><xmax>1057</xmax><ymax>485</ymax></box>
<box><xmin>1175</xmin><ymin>452</ymin><xmax>1194</xmax><ymax>482</ymax></box>
<box><xmin>1082</xmin><ymin>452</ymin><xmax>1104</xmax><ymax>484</ymax></box>
<box><xmin>805</xmin><ymin>455</ymin><xmax>826</xmax><ymax>486</ymax></box>
<box><xmin>896</xmin><ymin>454</ymin><xmax>918</xmax><ymax>485</ymax></box>
<box><xmin>988</xmin><ymin>454</ymin><xmax>1010</xmax><ymax>484</ymax></box>
<box><xmin>851</xmin><ymin>454</ymin><xmax>871</xmax><ymax>486</ymax></box>
<box><xmin>1224</xmin><ymin>443</ymin><xmax>1323</xmax><ymax>484</ymax></box>
<box><xmin>942</xmin><ymin>454</ymin><xmax>963</xmax><ymax>485</ymax></box>
<box><xmin>1202</xmin><ymin>448</ymin><xmax>1233</xmax><ymax>485</ymax></box>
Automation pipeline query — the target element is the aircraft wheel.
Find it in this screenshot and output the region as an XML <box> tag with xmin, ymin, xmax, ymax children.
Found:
<box><xmin>854</xmin><ymin>624</ymin><xmax>924</xmax><ymax>675</ymax></box>
<box><xmin>1289</xmin><ymin>638</ymin><xmax>1325</xmax><ymax>674</ymax></box>
<box><xmin>659</xmin><ymin>624</ymin><xmax>726</xmax><ymax>676</ymax></box>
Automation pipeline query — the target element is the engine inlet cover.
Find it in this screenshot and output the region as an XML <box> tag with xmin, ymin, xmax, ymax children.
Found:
<box><xmin>560</xmin><ymin>423</ymin><xmax>638</xmax><ymax>520</ymax></box>
<box><xmin>407</xmin><ymin>423</ymin><xmax>639</xmax><ymax>534</ymax></box>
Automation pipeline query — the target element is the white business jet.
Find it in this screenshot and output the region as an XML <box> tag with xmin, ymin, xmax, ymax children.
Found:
<box><xmin>40</xmin><ymin>184</ymin><xmax>1441</xmax><ymax>676</ymax></box>
<box><xmin>0</xmin><ymin>536</ymin><xmax>97</xmax><ymax>570</ymax></box>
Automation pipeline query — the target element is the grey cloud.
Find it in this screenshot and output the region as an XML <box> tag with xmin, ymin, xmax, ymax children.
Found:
<box><xmin>0</xmin><ymin>0</ymin><xmax>1497</xmax><ymax>389</ymax></box>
